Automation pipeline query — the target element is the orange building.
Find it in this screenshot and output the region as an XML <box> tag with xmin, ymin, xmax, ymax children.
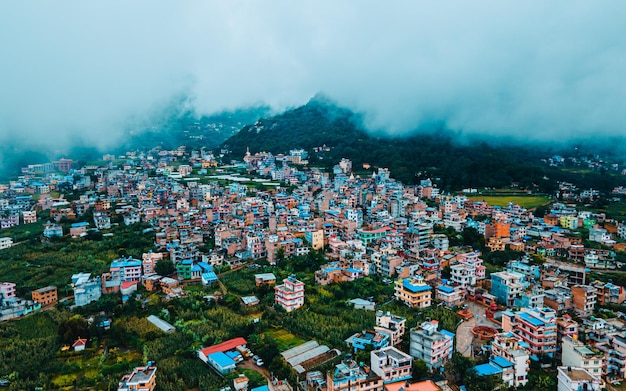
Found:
<box><xmin>32</xmin><ymin>286</ymin><xmax>58</xmax><ymax>307</ymax></box>
<box><xmin>494</xmin><ymin>220</ymin><xmax>511</xmax><ymax>238</ymax></box>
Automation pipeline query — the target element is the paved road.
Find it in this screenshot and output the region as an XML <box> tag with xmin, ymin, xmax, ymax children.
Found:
<box><xmin>455</xmin><ymin>301</ymin><xmax>490</xmax><ymax>357</ymax></box>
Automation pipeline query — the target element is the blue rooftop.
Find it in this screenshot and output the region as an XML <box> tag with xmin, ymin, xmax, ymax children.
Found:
<box><xmin>474</xmin><ymin>363</ymin><xmax>502</xmax><ymax>376</ymax></box>
<box><xmin>438</xmin><ymin>285</ymin><xmax>454</xmax><ymax>294</ymax></box>
<box><xmin>202</xmin><ymin>272</ymin><xmax>218</xmax><ymax>282</ymax></box>
<box><xmin>208</xmin><ymin>352</ymin><xmax>236</xmax><ymax>368</ymax></box>
<box><xmin>71</xmin><ymin>222</ymin><xmax>89</xmax><ymax>228</ymax></box>
<box><xmin>402</xmin><ymin>279</ymin><xmax>431</xmax><ymax>293</ymax></box>
<box><xmin>517</xmin><ymin>312</ymin><xmax>544</xmax><ymax>327</ymax></box>
<box><xmin>251</xmin><ymin>386</ymin><xmax>269</xmax><ymax>391</ymax></box>
<box><xmin>110</xmin><ymin>258</ymin><xmax>141</xmax><ymax>268</ymax></box>
<box><xmin>441</xmin><ymin>329</ymin><xmax>456</xmax><ymax>339</ymax></box>
<box><xmin>491</xmin><ymin>356</ymin><xmax>514</xmax><ymax>368</ymax></box>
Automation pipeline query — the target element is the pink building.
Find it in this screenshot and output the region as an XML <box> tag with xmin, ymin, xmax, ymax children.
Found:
<box><xmin>274</xmin><ymin>275</ymin><xmax>305</xmax><ymax>312</ymax></box>
<box><xmin>0</xmin><ymin>282</ymin><xmax>16</xmax><ymax>300</ymax></box>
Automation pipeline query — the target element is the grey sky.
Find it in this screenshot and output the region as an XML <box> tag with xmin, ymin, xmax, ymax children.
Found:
<box><xmin>1</xmin><ymin>1</ymin><xmax>625</xmax><ymax>150</ymax></box>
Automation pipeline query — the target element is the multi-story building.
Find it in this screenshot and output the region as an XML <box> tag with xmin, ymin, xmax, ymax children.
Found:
<box><xmin>561</xmin><ymin>336</ymin><xmax>604</xmax><ymax>379</ymax></box>
<box><xmin>274</xmin><ymin>275</ymin><xmax>305</xmax><ymax>312</ymax></box>
<box><xmin>436</xmin><ymin>284</ymin><xmax>465</xmax><ymax>307</ymax></box>
<box><xmin>110</xmin><ymin>257</ymin><xmax>143</xmax><ymax>282</ymax></box>
<box><xmin>592</xmin><ymin>280</ymin><xmax>626</xmax><ymax>305</ymax></box>
<box><xmin>305</xmin><ymin>229</ymin><xmax>324</xmax><ymax>250</ymax></box>
<box><xmin>394</xmin><ymin>277</ymin><xmax>432</xmax><ymax>309</ymax></box>
<box><xmin>118</xmin><ymin>365</ymin><xmax>157</xmax><ymax>391</ymax></box>
<box><xmin>375</xmin><ymin>311</ymin><xmax>406</xmax><ymax>347</ymax></box>
<box><xmin>556</xmin><ymin>366</ymin><xmax>601</xmax><ymax>391</ymax></box>
<box><xmin>31</xmin><ymin>286</ymin><xmax>58</xmax><ymax>307</ymax></box>
<box><xmin>346</xmin><ymin>330</ymin><xmax>390</xmax><ymax>352</ymax></box>
<box><xmin>502</xmin><ymin>307</ymin><xmax>557</xmax><ymax>357</ymax></box>
<box><xmin>409</xmin><ymin>320</ymin><xmax>454</xmax><ymax>371</ymax></box>
<box><xmin>0</xmin><ymin>237</ymin><xmax>14</xmax><ymax>250</ymax></box>
<box><xmin>142</xmin><ymin>252</ymin><xmax>164</xmax><ymax>276</ymax></box>
<box><xmin>571</xmin><ymin>285</ymin><xmax>597</xmax><ymax>318</ymax></box>
<box><xmin>370</xmin><ymin>346</ymin><xmax>412</xmax><ymax>384</ymax></box>
<box><xmin>0</xmin><ymin>282</ymin><xmax>16</xmax><ymax>301</ymax></box>
<box><xmin>490</xmin><ymin>332</ymin><xmax>530</xmax><ymax>387</ymax></box>
<box><xmin>556</xmin><ymin>315</ymin><xmax>579</xmax><ymax>344</ymax></box>
<box><xmin>491</xmin><ymin>271</ymin><xmax>528</xmax><ymax>307</ymax></box>
<box><xmin>74</xmin><ymin>277</ymin><xmax>102</xmax><ymax>307</ymax></box>
<box><xmin>326</xmin><ymin>360</ymin><xmax>383</xmax><ymax>391</ymax></box>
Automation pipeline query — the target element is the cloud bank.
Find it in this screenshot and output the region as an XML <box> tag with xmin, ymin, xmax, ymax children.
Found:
<box><xmin>1</xmin><ymin>1</ymin><xmax>626</xmax><ymax>151</ymax></box>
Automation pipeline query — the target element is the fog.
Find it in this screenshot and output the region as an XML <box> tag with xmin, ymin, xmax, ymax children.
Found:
<box><xmin>1</xmin><ymin>1</ymin><xmax>625</xmax><ymax>152</ymax></box>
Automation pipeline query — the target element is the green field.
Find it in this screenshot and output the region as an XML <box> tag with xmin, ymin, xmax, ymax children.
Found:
<box><xmin>264</xmin><ymin>328</ymin><xmax>306</xmax><ymax>351</ymax></box>
<box><xmin>468</xmin><ymin>195</ymin><xmax>552</xmax><ymax>209</ymax></box>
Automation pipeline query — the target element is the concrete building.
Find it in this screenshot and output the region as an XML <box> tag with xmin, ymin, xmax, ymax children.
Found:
<box><xmin>409</xmin><ymin>320</ymin><xmax>454</xmax><ymax>371</ymax></box>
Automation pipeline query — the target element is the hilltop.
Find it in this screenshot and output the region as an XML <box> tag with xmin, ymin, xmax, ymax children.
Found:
<box><xmin>222</xmin><ymin>97</ymin><xmax>598</xmax><ymax>192</ymax></box>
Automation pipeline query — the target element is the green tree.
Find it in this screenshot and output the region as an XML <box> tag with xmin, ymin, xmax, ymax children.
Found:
<box><xmin>58</xmin><ymin>316</ymin><xmax>89</xmax><ymax>344</ymax></box>
<box><xmin>465</xmin><ymin>368</ymin><xmax>504</xmax><ymax>391</ymax></box>
<box><xmin>412</xmin><ymin>359</ymin><xmax>430</xmax><ymax>381</ymax></box>
<box><xmin>155</xmin><ymin>259</ymin><xmax>175</xmax><ymax>276</ymax></box>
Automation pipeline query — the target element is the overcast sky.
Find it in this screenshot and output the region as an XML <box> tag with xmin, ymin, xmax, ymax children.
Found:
<box><xmin>1</xmin><ymin>1</ymin><xmax>625</xmax><ymax>150</ymax></box>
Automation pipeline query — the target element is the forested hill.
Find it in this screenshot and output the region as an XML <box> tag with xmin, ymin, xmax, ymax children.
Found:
<box><xmin>221</xmin><ymin>98</ymin><xmax>561</xmax><ymax>191</ymax></box>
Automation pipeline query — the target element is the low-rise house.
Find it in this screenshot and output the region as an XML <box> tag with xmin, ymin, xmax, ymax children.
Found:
<box><xmin>43</xmin><ymin>223</ymin><xmax>63</xmax><ymax>238</ymax></box>
<box><xmin>72</xmin><ymin>338</ymin><xmax>87</xmax><ymax>352</ymax></box>
<box><xmin>375</xmin><ymin>311</ymin><xmax>406</xmax><ymax>347</ymax></box>
<box><xmin>255</xmin><ymin>273</ymin><xmax>277</xmax><ymax>287</ymax></box>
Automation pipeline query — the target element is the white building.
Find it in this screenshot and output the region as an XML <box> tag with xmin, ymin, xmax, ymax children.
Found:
<box><xmin>490</xmin><ymin>332</ymin><xmax>530</xmax><ymax>387</ymax></box>
<box><xmin>561</xmin><ymin>336</ymin><xmax>604</xmax><ymax>379</ymax></box>
<box><xmin>370</xmin><ymin>346</ymin><xmax>412</xmax><ymax>384</ymax></box>
<box><xmin>557</xmin><ymin>366</ymin><xmax>601</xmax><ymax>391</ymax></box>
<box><xmin>0</xmin><ymin>237</ymin><xmax>13</xmax><ymax>250</ymax></box>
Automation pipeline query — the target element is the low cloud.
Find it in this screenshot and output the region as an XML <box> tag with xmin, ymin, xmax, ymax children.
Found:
<box><xmin>1</xmin><ymin>1</ymin><xmax>625</xmax><ymax>152</ymax></box>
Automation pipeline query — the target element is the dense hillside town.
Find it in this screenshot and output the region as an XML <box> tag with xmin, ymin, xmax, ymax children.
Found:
<box><xmin>1</xmin><ymin>145</ymin><xmax>626</xmax><ymax>391</ymax></box>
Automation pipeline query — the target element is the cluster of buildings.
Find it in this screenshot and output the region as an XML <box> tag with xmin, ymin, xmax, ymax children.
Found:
<box><xmin>1</xmin><ymin>145</ymin><xmax>626</xmax><ymax>391</ymax></box>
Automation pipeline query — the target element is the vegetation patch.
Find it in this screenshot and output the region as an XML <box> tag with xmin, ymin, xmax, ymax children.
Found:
<box><xmin>467</xmin><ymin>195</ymin><xmax>552</xmax><ymax>209</ymax></box>
<box><xmin>264</xmin><ymin>328</ymin><xmax>306</xmax><ymax>351</ymax></box>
